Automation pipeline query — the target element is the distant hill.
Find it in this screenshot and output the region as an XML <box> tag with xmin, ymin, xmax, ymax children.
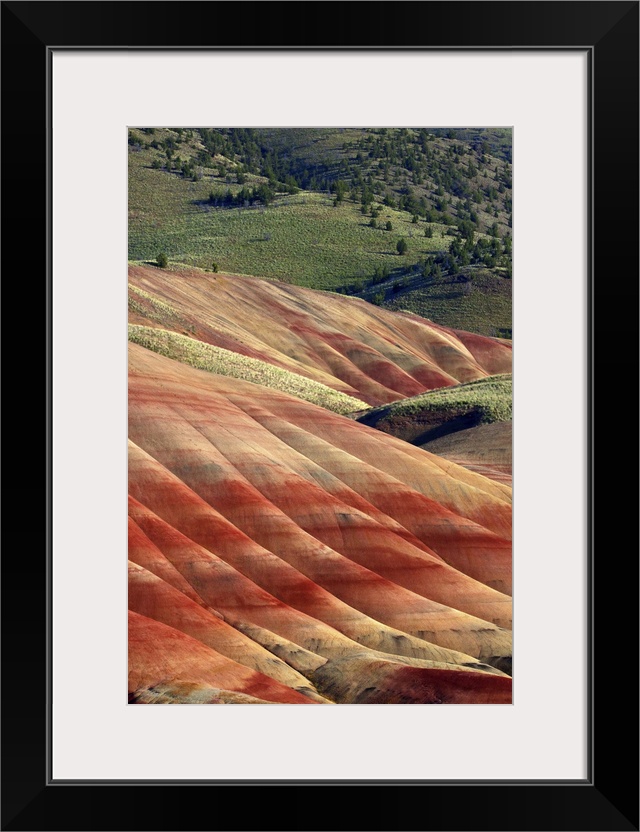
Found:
<box><xmin>128</xmin><ymin>264</ymin><xmax>512</xmax><ymax>407</ymax></box>
<box><xmin>128</xmin><ymin>127</ymin><xmax>511</xmax><ymax>335</ymax></box>
<box><xmin>344</xmin><ymin>266</ymin><xmax>512</xmax><ymax>338</ymax></box>
<box><xmin>427</xmin><ymin>127</ymin><xmax>512</xmax><ymax>162</ymax></box>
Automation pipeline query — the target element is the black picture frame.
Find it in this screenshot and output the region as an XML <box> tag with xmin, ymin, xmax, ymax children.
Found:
<box><xmin>2</xmin><ymin>2</ymin><xmax>638</xmax><ymax>830</ymax></box>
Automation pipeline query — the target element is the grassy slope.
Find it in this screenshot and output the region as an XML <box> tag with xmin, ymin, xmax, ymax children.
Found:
<box><xmin>377</xmin><ymin>374</ymin><xmax>512</xmax><ymax>421</ymax></box>
<box><xmin>427</xmin><ymin>128</ymin><xmax>513</xmax><ymax>162</ymax></box>
<box><xmin>128</xmin><ymin>127</ymin><xmax>511</xmax><ymax>335</ymax></box>
<box><xmin>355</xmin><ymin>375</ymin><xmax>512</xmax><ymax>443</ymax></box>
<box><xmin>130</xmin><ymin>154</ymin><xmax>458</xmax><ymax>291</ymax></box>
<box><xmin>259</xmin><ymin>127</ymin><xmax>512</xmax><ymax>235</ymax></box>
<box><xmin>128</xmin><ymin>324</ymin><xmax>368</xmax><ymax>414</ymax></box>
<box><xmin>383</xmin><ymin>271</ymin><xmax>512</xmax><ymax>337</ymax></box>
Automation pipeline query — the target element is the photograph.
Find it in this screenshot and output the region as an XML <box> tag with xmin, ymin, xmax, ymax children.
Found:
<box><xmin>2</xmin><ymin>0</ymin><xmax>636</xmax><ymax>826</ymax></box>
<box><xmin>127</xmin><ymin>126</ymin><xmax>514</xmax><ymax>705</ymax></box>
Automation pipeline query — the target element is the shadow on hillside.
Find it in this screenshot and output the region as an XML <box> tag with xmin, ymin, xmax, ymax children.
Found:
<box><xmin>410</xmin><ymin>411</ymin><xmax>485</xmax><ymax>446</ymax></box>
<box><xmin>190</xmin><ymin>199</ymin><xmax>267</xmax><ymax>212</ymax></box>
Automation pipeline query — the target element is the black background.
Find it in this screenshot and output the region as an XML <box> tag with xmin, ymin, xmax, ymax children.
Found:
<box><xmin>2</xmin><ymin>2</ymin><xmax>638</xmax><ymax>830</ymax></box>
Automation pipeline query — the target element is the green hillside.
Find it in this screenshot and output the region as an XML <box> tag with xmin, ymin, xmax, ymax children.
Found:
<box><xmin>357</xmin><ymin>268</ymin><xmax>512</xmax><ymax>337</ymax></box>
<box><xmin>361</xmin><ymin>374</ymin><xmax>512</xmax><ymax>422</ymax></box>
<box><xmin>128</xmin><ymin>127</ymin><xmax>511</xmax><ymax>333</ymax></box>
<box><xmin>355</xmin><ymin>375</ymin><xmax>512</xmax><ymax>444</ymax></box>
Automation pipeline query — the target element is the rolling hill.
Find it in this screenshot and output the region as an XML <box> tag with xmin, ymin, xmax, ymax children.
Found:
<box><xmin>355</xmin><ymin>375</ymin><xmax>512</xmax><ymax>483</ymax></box>
<box><xmin>420</xmin><ymin>422</ymin><xmax>513</xmax><ymax>485</ymax></box>
<box><xmin>128</xmin><ymin>127</ymin><xmax>512</xmax><ymax>336</ymax></box>
<box><xmin>128</xmin><ymin>264</ymin><xmax>511</xmax><ymax>407</ymax></box>
<box><xmin>129</xmin><ymin>343</ymin><xmax>512</xmax><ymax>703</ymax></box>
<box><xmin>127</xmin><ymin>128</ymin><xmax>512</xmax><ymax>705</ymax></box>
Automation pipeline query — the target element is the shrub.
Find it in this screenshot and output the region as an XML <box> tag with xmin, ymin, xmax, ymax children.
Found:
<box><xmin>396</xmin><ymin>238</ymin><xmax>408</xmax><ymax>255</ymax></box>
<box><xmin>156</xmin><ymin>252</ymin><xmax>168</xmax><ymax>268</ymax></box>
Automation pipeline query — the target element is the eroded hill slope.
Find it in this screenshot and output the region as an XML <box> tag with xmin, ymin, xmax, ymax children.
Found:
<box><xmin>128</xmin><ymin>344</ymin><xmax>512</xmax><ymax>703</ymax></box>
<box><xmin>128</xmin><ymin>265</ymin><xmax>511</xmax><ymax>407</ymax></box>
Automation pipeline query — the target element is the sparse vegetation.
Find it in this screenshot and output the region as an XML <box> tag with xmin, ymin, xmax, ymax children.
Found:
<box><xmin>129</xmin><ymin>174</ymin><xmax>454</xmax><ymax>291</ymax></box>
<box><xmin>128</xmin><ymin>325</ymin><xmax>368</xmax><ymax>415</ymax></box>
<box><xmin>360</xmin><ymin>374</ymin><xmax>512</xmax><ymax>425</ymax></box>
<box><xmin>386</xmin><ymin>269</ymin><xmax>511</xmax><ymax>337</ymax></box>
<box><xmin>128</xmin><ymin>127</ymin><xmax>512</xmax><ymax>313</ymax></box>
<box><xmin>128</xmin><ymin>284</ymin><xmax>186</xmax><ymax>328</ymax></box>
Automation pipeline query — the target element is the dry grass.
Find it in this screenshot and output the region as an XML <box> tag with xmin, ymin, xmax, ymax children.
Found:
<box><xmin>362</xmin><ymin>374</ymin><xmax>512</xmax><ymax>423</ymax></box>
<box><xmin>128</xmin><ymin>324</ymin><xmax>367</xmax><ymax>414</ymax></box>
